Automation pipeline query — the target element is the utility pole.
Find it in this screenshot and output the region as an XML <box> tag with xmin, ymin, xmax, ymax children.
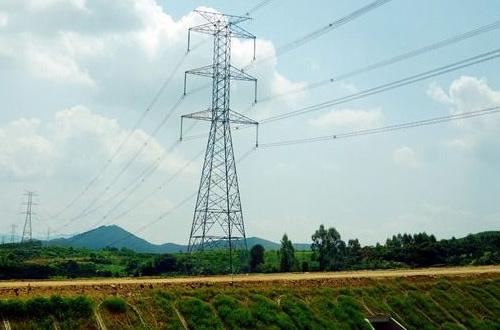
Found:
<box><xmin>21</xmin><ymin>191</ymin><xmax>36</xmax><ymax>243</ymax></box>
<box><xmin>181</xmin><ymin>10</ymin><xmax>259</xmax><ymax>273</ymax></box>
<box><xmin>10</xmin><ymin>224</ymin><xmax>16</xmax><ymax>244</ymax></box>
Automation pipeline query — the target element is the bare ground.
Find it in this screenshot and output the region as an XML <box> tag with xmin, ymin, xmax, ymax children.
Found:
<box><xmin>1</xmin><ymin>265</ymin><xmax>499</xmax><ymax>299</ymax></box>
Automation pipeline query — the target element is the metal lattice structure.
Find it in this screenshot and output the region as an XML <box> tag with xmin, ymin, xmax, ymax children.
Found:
<box><xmin>21</xmin><ymin>191</ymin><xmax>36</xmax><ymax>242</ymax></box>
<box><xmin>181</xmin><ymin>10</ymin><xmax>258</xmax><ymax>273</ymax></box>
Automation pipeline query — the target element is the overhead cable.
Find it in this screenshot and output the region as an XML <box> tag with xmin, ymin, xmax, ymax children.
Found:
<box><xmin>96</xmin><ymin>147</ymin><xmax>258</xmax><ymax>248</ymax></box>
<box><xmin>258</xmin><ymin>19</ymin><xmax>500</xmax><ymax>103</ymax></box>
<box><xmin>245</xmin><ymin>0</ymin><xmax>276</xmax><ymax>16</ymax></box>
<box><xmin>248</xmin><ymin>0</ymin><xmax>394</xmax><ymax>67</ymax></box>
<box><xmin>49</xmin><ymin>54</ymin><xmax>189</xmax><ymax>220</ymax></box>
<box><xmin>259</xmin><ymin>106</ymin><xmax>500</xmax><ymax>148</ymax></box>
<box><xmin>260</xmin><ymin>48</ymin><xmax>500</xmax><ymax>124</ymax></box>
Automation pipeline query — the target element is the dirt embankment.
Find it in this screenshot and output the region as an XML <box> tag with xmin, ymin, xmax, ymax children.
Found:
<box><xmin>0</xmin><ymin>265</ymin><xmax>499</xmax><ymax>299</ymax></box>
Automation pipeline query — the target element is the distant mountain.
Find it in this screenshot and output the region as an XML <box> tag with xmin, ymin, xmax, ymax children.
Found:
<box><xmin>49</xmin><ymin>225</ymin><xmax>311</xmax><ymax>253</ymax></box>
<box><xmin>247</xmin><ymin>237</ymin><xmax>310</xmax><ymax>251</ymax></box>
<box><xmin>50</xmin><ymin>225</ymin><xmax>186</xmax><ymax>254</ymax></box>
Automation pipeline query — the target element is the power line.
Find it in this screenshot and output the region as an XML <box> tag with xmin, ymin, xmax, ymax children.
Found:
<box><xmin>51</xmin><ymin>95</ymin><xmax>186</xmax><ymax>235</ymax></box>
<box><xmin>247</xmin><ymin>0</ymin><xmax>394</xmax><ymax>68</ymax></box>
<box><xmin>104</xmin><ymin>147</ymin><xmax>257</xmax><ymax>249</ymax></box>
<box><xmin>258</xmin><ymin>106</ymin><xmax>500</xmax><ymax>148</ymax></box>
<box><xmin>245</xmin><ymin>0</ymin><xmax>276</xmax><ymax>16</ymax></box>
<box><xmin>112</xmin><ymin>148</ymin><xmax>205</xmax><ymax>220</ymax></box>
<box><xmin>67</xmin><ymin>96</ymin><xmax>186</xmax><ymax>221</ymax></box>
<box><xmin>187</xmin><ymin>48</ymin><xmax>500</xmax><ymax>141</ymax></box>
<box><xmin>65</xmin><ymin>147</ymin><xmax>207</xmax><ymax>247</ymax></box>
<box><xmin>30</xmin><ymin>4</ymin><xmax>270</xmax><ymax>230</ymax></box>
<box><xmin>259</xmin><ymin>47</ymin><xmax>500</xmax><ymax>124</ymax></box>
<box><xmin>77</xmin><ymin>0</ymin><xmax>270</xmax><ymax>229</ymax></box>
<box><xmin>48</xmin><ymin>54</ymin><xmax>190</xmax><ymax>221</ymax></box>
<box><xmin>181</xmin><ymin>1</ymin><xmax>393</xmax><ymax>121</ymax></box>
<box><xmin>80</xmin><ymin>141</ymin><xmax>184</xmax><ymax>230</ymax></box>
<box><xmin>257</xmin><ymin>19</ymin><xmax>500</xmax><ymax>103</ymax></box>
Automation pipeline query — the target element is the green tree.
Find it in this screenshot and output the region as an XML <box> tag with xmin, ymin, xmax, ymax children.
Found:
<box><xmin>345</xmin><ymin>238</ymin><xmax>362</xmax><ymax>268</ymax></box>
<box><xmin>249</xmin><ymin>244</ymin><xmax>265</xmax><ymax>272</ymax></box>
<box><xmin>280</xmin><ymin>233</ymin><xmax>297</xmax><ymax>272</ymax></box>
<box><xmin>311</xmin><ymin>225</ymin><xmax>346</xmax><ymax>271</ymax></box>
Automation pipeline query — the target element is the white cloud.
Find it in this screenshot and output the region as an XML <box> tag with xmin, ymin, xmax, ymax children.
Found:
<box><xmin>428</xmin><ymin>76</ymin><xmax>500</xmax><ymax>159</ymax></box>
<box><xmin>0</xmin><ymin>106</ymin><xmax>186</xmax><ymax>178</ymax></box>
<box><xmin>308</xmin><ymin>108</ymin><xmax>384</xmax><ymax>129</ymax></box>
<box><xmin>426</xmin><ymin>82</ymin><xmax>451</xmax><ymax>104</ymax></box>
<box><xmin>26</xmin><ymin>46</ymin><xmax>94</xmax><ymax>84</ymax></box>
<box><xmin>0</xmin><ymin>118</ymin><xmax>55</xmax><ymax>177</ymax></box>
<box><xmin>0</xmin><ymin>11</ymin><xmax>7</xmax><ymax>28</ymax></box>
<box><xmin>0</xmin><ymin>1</ymin><xmax>184</xmax><ymax>86</ymax></box>
<box><xmin>394</xmin><ymin>146</ymin><xmax>420</xmax><ymax>167</ymax></box>
<box><xmin>0</xmin><ymin>0</ymin><xmax>299</xmax><ymax>113</ymax></box>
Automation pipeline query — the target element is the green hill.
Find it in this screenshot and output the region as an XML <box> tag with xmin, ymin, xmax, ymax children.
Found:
<box><xmin>49</xmin><ymin>225</ymin><xmax>310</xmax><ymax>253</ymax></box>
<box><xmin>50</xmin><ymin>225</ymin><xmax>185</xmax><ymax>253</ymax></box>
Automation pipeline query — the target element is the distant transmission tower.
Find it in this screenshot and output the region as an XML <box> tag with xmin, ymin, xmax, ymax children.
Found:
<box><xmin>21</xmin><ymin>191</ymin><xmax>36</xmax><ymax>242</ymax></box>
<box><xmin>10</xmin><ymin>224</ymin><xmax>16</xmax><ymax>244</ymax></box>
<box><xmin>181</xmin><ymin>10</ymin><xmax>259</xmax><ymax>273</ymax></box>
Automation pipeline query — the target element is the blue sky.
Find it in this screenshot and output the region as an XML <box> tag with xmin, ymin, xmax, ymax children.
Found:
<box><xmin>0</xmin><ymin>0</ymin><xmax>499</xmax><ymax>245</ymax></box>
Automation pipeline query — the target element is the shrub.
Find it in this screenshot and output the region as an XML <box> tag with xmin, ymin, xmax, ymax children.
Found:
<box><xmin>69</xmin><ymin>296</ymin><xmax>94</xmax><ymax>318</ymax></box>
<box><xmin>26</xmin><ymin>297</ymin><xmax>53</xmax><ymax>319</ymax></box>
<box><xmin>101</xmin><ymin>297</ymin><xmax>127</xmax><ymax>313</ymax></box>
<box><xmin>49</xmin><ymin>295</ymin><xmax>69</xmax><ymax>320</ymax></box>
<box><xmin>0</xmin><ymin>299</ymin><xmax>27</xmax><ymax>318</ymax></box>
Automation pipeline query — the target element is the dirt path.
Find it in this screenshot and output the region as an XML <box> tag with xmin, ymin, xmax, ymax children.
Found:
<box><xmin>0</xmin><ymin>265</ymin><xmax>499</xmax><ymax>298</ymax></box>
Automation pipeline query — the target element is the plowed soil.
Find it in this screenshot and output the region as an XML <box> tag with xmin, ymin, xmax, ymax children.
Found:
<box><xmin>1</xmin><ymin>265</ymin><xmax>499</xmax><ymax>299</ymax></box>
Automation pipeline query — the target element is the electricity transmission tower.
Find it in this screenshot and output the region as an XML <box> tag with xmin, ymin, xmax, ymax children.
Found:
<box><xmin>181</xmin><ymin>10</ymin><xmax>258</xmax><ymax>273</ymax></box>
<box><xmin>21</xmin><ymin>191</ymin><xmax>36</xmax><ymax>242</ymax></box>
<box><xmin>10</xmin><ymin>224</ymin><xmax>16</xmax><ymax>244</ymax></box>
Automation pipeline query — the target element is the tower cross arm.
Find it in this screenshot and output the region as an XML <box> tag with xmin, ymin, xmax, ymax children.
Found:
<box><xmin>195</xmin><ymin>10</ymin><xmax>251</xmax><ymax>25</ymax></box>
<box><xmin>181</xmin><ymin>109</ymin><xmax>213</xmax><ymax>122</ymax></box>
<box><xmin>181</xmin><ymin>109</ymin><xmax>258</xmax><ymax>125</ymax></box>
<box><xmin>189</xmin><ymin>23</ymin><xmax>220</xmax><ymax>36</ymax></box>
<box><xmin>186</xmin><ymin>65</ymin><xmax>214</xmax><ymax>78</ymax></box>
<box><xmin>229</xmin><ymin>66</ymin><xmax>256</xmax><ymax>81</ymax></box>
<box><xmin>228</xmin><ymin>24</ymin><xmax>255</xmax><ymax>40</ymax></box>
<box><xmin>228</xmin><ymin>110</ymin><xmax>258</xmax><ymax>125</ymax></box>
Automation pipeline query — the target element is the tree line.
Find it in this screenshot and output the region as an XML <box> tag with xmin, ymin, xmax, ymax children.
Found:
<box><xmin>249</xmin><ymin>225</ymin><xmax>500</xmax><ymax>273</ymax></box>
<box><xmin>0</xmin><ymin>227</ymin><xmax>498</xmax><ymax>278</ymax></box>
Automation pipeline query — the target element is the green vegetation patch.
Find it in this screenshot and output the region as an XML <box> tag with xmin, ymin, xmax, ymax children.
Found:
<box><xmin>0</xmin><ymin>276</ymin><xmax>500</xmax><ymax>329</ymax></box>
<box><xmin>0</xmin><ymin>295</ymin><xmax>95</xmax><ymax>330</ymax></box>
<box><xmin>177</xmin><ymin>296</ymin><xmax>223</xmax><ymax>330</ymax></box>
<box><xmin>151</xmin><ymin>291</ymin><xmax>185</xmax><ymax>330</ymax></box>
<box><xmin>213</xmin><ymin>294</ymin><xmax>255</xmax><ymax>329</ymax></box>
<box><xmin>247</xmin><ymin>293</ymin><xmax>296</xmax><ymax>330</ymax></box>
<box><xmin>0</xmin><ymin>295</ymin><xmax>93</xmax><ymax>320</ymax></box>
<box><xmin>101</xmin><ymin>297</ymin><xmax>128</xmax><ymax>313</ymax></box>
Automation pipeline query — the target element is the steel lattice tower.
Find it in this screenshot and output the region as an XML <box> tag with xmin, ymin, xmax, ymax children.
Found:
<box><xmin>181</xmin><ymin>10</ymin><xmax>258</xmax><ymax>273</ymax></box>
<box><xmin>21</xmin><ymin>191</ymin><xmax>36</xmax><ymax>242</ymax></box>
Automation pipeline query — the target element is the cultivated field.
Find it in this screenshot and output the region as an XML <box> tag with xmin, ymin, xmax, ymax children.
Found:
<box><xmin>1</xmin><ymin>266</ymin><xmax>500</xmax><ymax>329</ymax></box>
<box><xmin>0</xmin><ymin>265</ymin><xmax>499</xmax><ymax>298</ymax></box>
